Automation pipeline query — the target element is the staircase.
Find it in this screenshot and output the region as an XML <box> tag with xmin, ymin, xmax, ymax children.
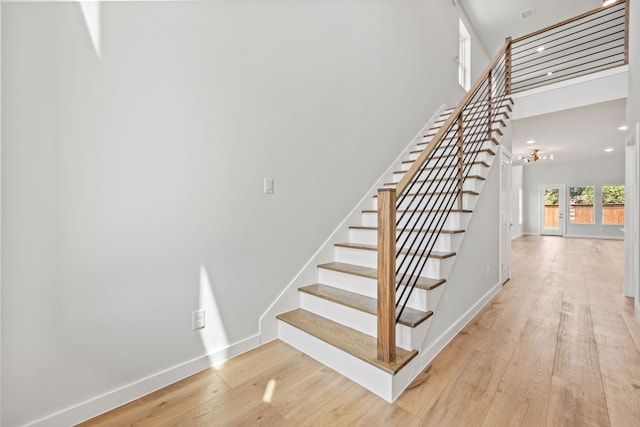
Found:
<box><xmin>267</xmin><ymin>0</ymin><xmax>631</xmax><ymax>404</ymax></box>
<box><xmin>276</xmin><ymin>98</ymin><xmax>513</xmax><ymax>401</ymax></box>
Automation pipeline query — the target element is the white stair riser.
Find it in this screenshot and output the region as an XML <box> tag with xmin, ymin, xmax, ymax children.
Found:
<box><xmin>334</xmin><ymin>246</ymin><xmax>454</xmax><ymax>278</ymax></box>
<box><xmin>385</xmin><ymin>177</ymin><xmax>484</xmax><ymax>193</ymax></box>
<box><xmin>349</xmin><ymin>229</ymin><xmax>463</xmax><ymax>253</ymax></box>
<box><xmin>299</xmin><ymin>292</ymin><xmax>430</xmax><ymax>351</ymax></box>
<box><xmin>362</xmin><ymin>211</ymin><xmax>471</xmax><ymax>229</ymax></box>
<box><xmin>317</xmin><ymin>268</ymin><xmax>429</xmax><ymax>312</ymax></box>
<box><xmin>278</xmin><ymin>320</ymin><xmax>422</xmax><ymax>402</ymax></box>
<box><xmin>439</xmin><ymin>105</ymin><xmax>511</xmax><ymax>121</ymax></box>
<box><xmin>407</xmin><ymin>151</ymin><xmax>493</xmax><ymax>165</ymax></box>
<box><xmin>425</xmin><ymin>124</ymin><xmax>500</xmax><ymax>139</ymax></box>
<box><xmin>393</xmin><ymin>164</ymin><xmax>487</xmax><ymax>181</ymax></box>
<box><xmin>419</xmin><ymin>139</ymin><xmax>497</xmax><ymax>155</ymax></box>
<box><xmin>372</xmin><ymin>193</ymin><xmax>476</xmax><ymax>211</ymax></box>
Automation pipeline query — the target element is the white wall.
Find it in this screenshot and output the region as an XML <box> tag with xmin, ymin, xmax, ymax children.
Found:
<box><xmin>522</xmin><ymin>154</ymin><xmax>625</xmax><ymax>238</ymax></box>
<box><xmin>626</xmin><ymin>0</ymin><xmax>640</xmax><ymax>317</ymax></box>
<box><xmin>511</xmin><ymin>165</ymin><xmax>524</xmax><ymax>239</ymax></box>
<box><xmin>422</xmin><ymin>150</ymin><xmax>502</xmax><ymax>354</ymax></box>
<box><xmin>627</xmin><ymin>0</ymin><xmax>639</xmax><ymax>127</ymax></box>
<box><xmin>0</xmin><ymin>4</ymin><xmax>3</xmax><ymax>421</ymax></box>
<box><xmin>1</xmin><ymin>1</ymin><xmax>489</xmax><ymax>426</ymax></box>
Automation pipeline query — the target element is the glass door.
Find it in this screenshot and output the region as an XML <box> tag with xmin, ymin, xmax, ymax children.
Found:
<box><xmin>540</xmin><ymin>185</ymin><xmax>565</xmax><ymax>236</ymax></box>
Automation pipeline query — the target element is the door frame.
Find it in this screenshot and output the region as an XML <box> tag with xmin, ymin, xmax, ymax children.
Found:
<box><xmin>539</xmin><ymin>184</ymin><xmax>566</xmax><ymax>236</ymax></box>
<box><xmin>625</xmin><ymin>122</ymin><xmax>640</xmax><ymax>316</ymax></box>
<box><xmin>500</xmin><ymin>148</ymin><xmax>512</xmax><ymax>285</ymax></box>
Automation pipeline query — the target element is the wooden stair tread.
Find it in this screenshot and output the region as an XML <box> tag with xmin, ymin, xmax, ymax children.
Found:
<box><xmin>362</xmin><ymin>208</ymin><xmax>472</xmax><ymax>214</ymax></box>
<box><xmin>393</xmin><ymin>160</ymin><xmax>490</xmax><ymax>174</ymax></box>
<box><xmin>299</xmin><ymin>284</ymin><xmax>433</xmax><ymax>328</ymax></box>
<box><xmin>383</xmin><ymin>175</ymin><xmax>485</xmax><ymax>186</ymax></box>
<box><xmin>409</xmin><ymin>148</ymin><xmax>495</xmax><ymax>157</ymax></box>
<box><xmin>318</xmin><ymin>261</ymin><xmax>445</xmax><ymax>291</ymax></box>
<box><xmin>335</xmin><ymin>242</ymin><xmax>456</xmax><ymax>259</ymax></box>
<box><xmin>277</xmin><ymin>309</ymin><xmax>418</xmax><ymax>375</ymax></box>
<box><xmin>427</xmin><ymin>120</ymin><xmax>507</xmax><ymax>134</ymax></box>
<box><xmin>441</xmin><ymin>98</ymin><xmax>513</xmax><ymax>115</ymax></box>
<box><xmin>374</xmin><ymin>190</ymin><xmax>479</xmax><ymax>197</ymax></box>
<box><xmin>349</xmin><ymin>225</ymin><xmax>465</xmax><ymax>234</ymax></box>
<box><xmin>434</xmin><ymin>111</ymin><xmax>510</xmax><ymax>125</ymax></box>
<box><xmin>418</xmin><ymin>136</ymin><xmax>500</xmax><ymax>147</ymax></box>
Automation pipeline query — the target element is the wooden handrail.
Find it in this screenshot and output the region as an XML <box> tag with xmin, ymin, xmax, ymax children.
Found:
<box><xmin>511</xmin><ymin>0</ymin><xmax>626</xmax><ymax>44</ymax></box>
<box><xmin>394</xmin><ymin>40</ymin><xmax>510</xmax><ymax>197</ymax></box>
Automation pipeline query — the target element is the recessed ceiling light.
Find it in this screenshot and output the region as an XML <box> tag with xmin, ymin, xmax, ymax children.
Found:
<box><xmin>603</xmin><ymin>0</ymin><xmax>617</xmax><ymax>7</ymax></box>
<box><xmin>526</xmin><ymin>139</ymin><xmax>536</xmax><ymax>144</ymax></box>
<box><xmin>618</xmin><ymin>125</ymin><xmax>628</xmax><ymax>131</ymax></box>
<box><xmin>547</xmin><ymin>71</ymin><xmax>553</xmax><ymax>76</ymax></box>
<box><xmin>604</xmin><ymin>148</ymin><xmax>615</xmax><ymax>152</ymax></box>
<box><xmin>537</xmin><ymin>46</ymin><xmax>545</xmax><ymax>52</ymax></box>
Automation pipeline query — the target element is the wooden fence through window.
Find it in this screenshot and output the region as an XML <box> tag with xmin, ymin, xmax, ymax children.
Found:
<box><xmin>544</xmin><ymin>204</ymin><xmax>624</xmax><ymax>227</ymax></box>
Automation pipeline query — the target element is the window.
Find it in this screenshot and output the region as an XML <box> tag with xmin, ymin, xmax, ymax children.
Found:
<box><xmin>602</xmin><ymin>185</ymin><xmax>625</xmax><ymax>225</ymax></box>
<box><xmin>569</xmin><ymin>186</ymin><xmax>594</xmax><ymax>224</ymax></box>
<box><xmin>458</xmin><ymin>19</ymin><xmax>471</xmax><ymax>91</ymax></box>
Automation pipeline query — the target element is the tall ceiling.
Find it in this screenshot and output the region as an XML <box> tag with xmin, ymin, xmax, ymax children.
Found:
<box><xmin>459</xmin><ymin>0</ymin><xmax>603</xmax><ymax>55</ymax></box>
<box><xmin>458</xmin><ymin>0</ymin><xmax>628</xmax><ymax>165</ymax></box>
<box><xmin>511</xmin><ymin>99</ymin><xmax>627</xmax><ymax>163</ymax></box>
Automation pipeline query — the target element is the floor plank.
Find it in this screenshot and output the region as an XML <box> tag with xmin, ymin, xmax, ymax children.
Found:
<box><xmin>79</xmin><ymin>236</ymin><xmax>640</xmax><ymax>427</ymax></box>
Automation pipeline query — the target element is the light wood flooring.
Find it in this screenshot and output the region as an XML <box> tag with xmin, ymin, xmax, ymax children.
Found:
<box><xmin>79</xmin><ymin>236</ymin><xmax>640</xmax><ymax>426</ymax></box>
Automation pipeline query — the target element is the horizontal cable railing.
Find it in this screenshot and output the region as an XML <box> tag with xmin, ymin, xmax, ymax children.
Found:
<box><xmin>510</xmin><ymin>0</ymin><xmax>627</xmax><ymax>93</ymax></box>
<box><xmin>375</xmin><ymin>0</ymin><xmax>628</xmax><ymax>363</ymax></box>
<box><xmin>376</xmin><ymin>41</ymin><xmax>510</xmax><ymax>362</ymax></box>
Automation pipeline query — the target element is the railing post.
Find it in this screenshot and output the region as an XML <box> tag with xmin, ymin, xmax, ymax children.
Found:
<box><xmin>624</xmin><ymin>0</ymin><xmax>629</xmax><ymax>65</ymax></box>
<box><xmin>456</xmin><ymin>114</ymin><xmax>464</xmax><ymax>211</ymax></box>
<box><xmin>377</xmin><ymin>188</ymin><xmax>396</xmax><ymax>363</ymax></box>
<box><xmin>505</xmin><ymin>37</ymin><xmax>512</xmax><ymax>94</ymax></box>
<box><xmin>487</xmin><ymin>70</ymin><xmax>493</xmax><ymax>140</ymax></box>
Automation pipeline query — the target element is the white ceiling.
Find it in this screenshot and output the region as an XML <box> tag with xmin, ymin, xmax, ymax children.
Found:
<box><xmin>457</xmin><ymin>0</ymin><xmax>628</xmax><ymax>165</ymax></box>
<box><xmin>459</xmin><ymin>0</ymin><xmax>603</xmax><ymax>55</ymax></box>
<box><xmin>511</xmin><ymin>99</ymin><xmax>627</xmax><ymax>163</ymax></box>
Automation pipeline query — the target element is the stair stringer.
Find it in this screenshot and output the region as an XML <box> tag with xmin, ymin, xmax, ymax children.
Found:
<box><xmin>414</xmin><ymin>142</ymin><xmax>509</xmax><ymax>377</ymax></box>
<box><xmin>258</xmin><ymin>105</ymin><xmax>448</xmax><ymax>343</ymax></box>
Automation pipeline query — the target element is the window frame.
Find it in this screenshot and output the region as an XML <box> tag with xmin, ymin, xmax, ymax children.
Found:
<box><xmin>458</xmin><ymin>19</ymin><xmax>471</xmax><ymax>91</ymax></box>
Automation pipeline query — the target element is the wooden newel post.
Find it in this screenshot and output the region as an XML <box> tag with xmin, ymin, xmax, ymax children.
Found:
<box><xmin>377</xmin><ymin>188</ymin><xmax>396</xmax><ymax>363</ymax></box>
<box><xmin>505</xmin><ymin>37</ymin><xmax>512</xmax><ymax>94</ymax></box>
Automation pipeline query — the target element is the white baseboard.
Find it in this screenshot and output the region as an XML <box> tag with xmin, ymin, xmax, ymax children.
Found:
<box><xmin>564</xmin><ymin>234</ymin><xmax>624</xmax><ymax>241</ymax></box>
<box><xmin>418</xmin><ymin>281</ymin><xmax>502</xmax><ymax>369</ymax></box>
<box><xmin>524</xmin><ymin>232</ymin><xmax>624</xmax><ymax>241</ymax></box>
<box><xmin>26</xmin><ymin>334</ymin><xmax>261</xmax><ymax>427</ymax></box>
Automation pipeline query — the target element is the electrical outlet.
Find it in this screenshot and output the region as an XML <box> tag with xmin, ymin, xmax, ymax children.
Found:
<box><xmin>192</xmin><ymin>309</ymin><xmax>205</xmax><ymax>330</ymax></box>
<box><xmin>264</xmin><ymin>178</ymin><xmax>274</xmax><ymax>194</ymax></box>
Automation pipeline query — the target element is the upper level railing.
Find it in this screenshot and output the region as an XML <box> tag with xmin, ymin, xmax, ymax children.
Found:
<box><xmin>511</xmin><ymin>0</ymin><xmax>628</xmax><ymax>92</ymax></box>
<box><xmin>376</xmin><ymin>0</ymin><xmax>629</xmax><ymax>363</ymax></box>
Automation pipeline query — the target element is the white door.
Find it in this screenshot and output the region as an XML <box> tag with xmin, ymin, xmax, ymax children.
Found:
<box><xmin>500</xmin><ymin>150</ymin><xmax>512</xmax><ymax>284</ymax></box>
<box><xmin>540</xmin><ymin>184</ymin><xmax>565</xmax><ymax>236</ymax></box>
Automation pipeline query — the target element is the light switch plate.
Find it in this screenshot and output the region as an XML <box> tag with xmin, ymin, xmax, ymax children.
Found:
<box><xmin>264</xmin><ymin>178</ymin><xmax>274</xmax><ymax>194</ymax></box>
